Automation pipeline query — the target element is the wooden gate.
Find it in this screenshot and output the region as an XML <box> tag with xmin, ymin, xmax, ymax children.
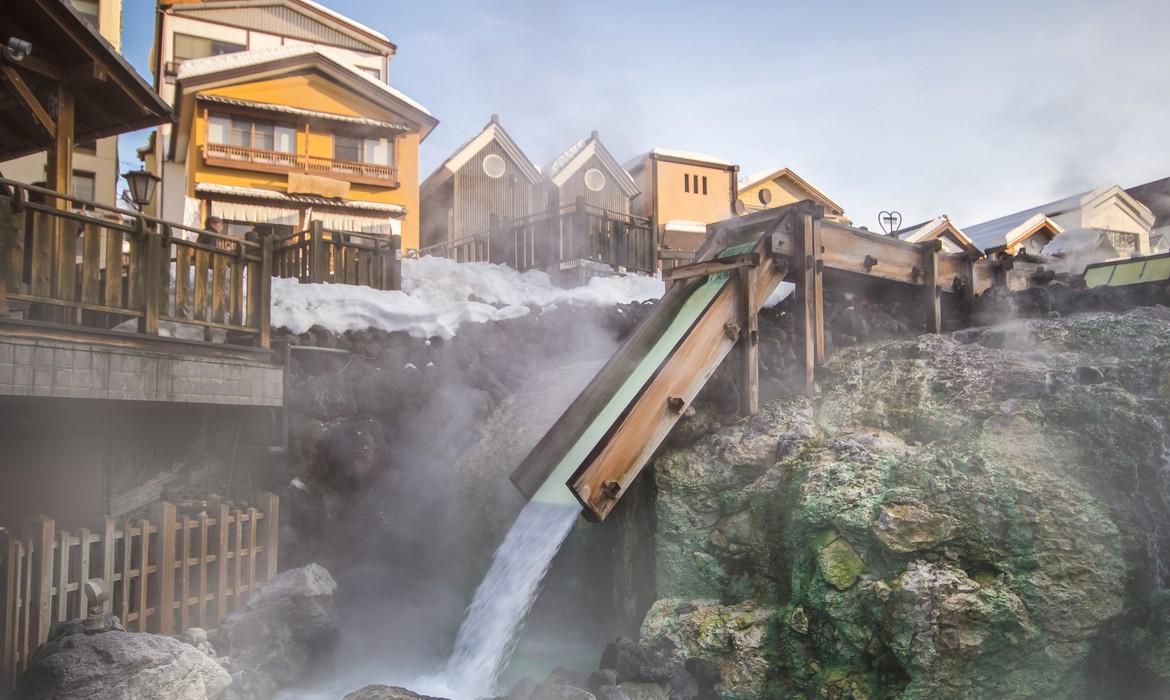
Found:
<box><xmin>0</xmin><ymin>494</ymin><xmax>279</xmax><ymax>692</ymax></box>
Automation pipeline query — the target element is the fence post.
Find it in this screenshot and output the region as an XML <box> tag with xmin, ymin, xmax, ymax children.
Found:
<box><xmin>2</xmin><ymin>531</ymin><xmax>17</xmax><ymax>691</ymax></box>
<box><xmin>22</xmin><ymin>516</ymin><xmax>54</xmax><ymax>652</ymax></box>
<box><xmin>258</xmin><ymin>231</ymin><xmax>273</xmax><ymax>349</ymax></box>
<box><xmin>100</xmin><ymin>518</ymin><xmax>115</xmax><ymax>616</ymax></box>
<box><xmin>390</xmin><ymin>235</ymin><xmax>402</xmax><ymax>291</ymax></box>
<box><xmin>921</xmin><ymin>239</ymin><xmax>942</xmax><ymax>334</ymax></box>
<box><xmin>139</xmin><ymin>222</ymin><xmax>162</xmax><ymax>336</ymax></box>
<box><xmin>150</xmin><ymin>502</ymin><xmax>176</xmax><ymax>635</ymax></box>
<box><xmin>260</xmin><ymin>493</ymin><xmax>279</xmax><ymax>583</ymax></box>
<box><xmin>308</xmin><ymin>221</ymin><xmax>326</xmax><ymax>284</ymax></box>
<box><xmin>215</xmin><ymin>504</ymin><xmax>230</xmax><ymax>619</ymax></box>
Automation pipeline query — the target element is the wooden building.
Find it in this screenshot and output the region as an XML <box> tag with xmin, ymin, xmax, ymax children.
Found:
<box><xmin>736</xmin><ymin>166</ymin><xmax>849</xmax><ymax>224</ymax></box>
<box><xmin>625</xmin><ymin>148</ymin><xmax>738</xmax><ymax>257</ymax></box>
<box><xmin>419</xmin><ymin>115</ymin><xmax>542</xmax><ymax>251</ymax></box>
<box><xmin>543</xmin><ymin>131</ymin><xmax>638</xmax><ymax>214</ymax></box>
<box><xmin>1126</xmin><ymin>176</ymin><xmax>1170</xmax><ymax>254</ymax></box>
<box><xmin>894</xmin><ymin>215</ymin><xmax>981</xmax><ymax>255</ymax></box>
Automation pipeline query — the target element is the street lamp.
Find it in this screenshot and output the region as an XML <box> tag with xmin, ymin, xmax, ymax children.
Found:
<box><xmin>122</xmin><ymin>169</ymin><xmax>160</xmax><ymax>211</ymax></box>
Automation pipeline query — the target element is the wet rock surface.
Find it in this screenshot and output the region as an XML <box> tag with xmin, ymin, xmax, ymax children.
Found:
<box><xmin>647</xmin><ymin>307</ymin><xmax>1170</xmax><ymax>698</ymax></box>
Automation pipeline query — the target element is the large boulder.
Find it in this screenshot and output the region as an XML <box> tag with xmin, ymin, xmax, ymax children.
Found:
<box><xmin>341</xmin><ymin>686</ymin><xmax>449</xmax><ymax>700</ymax></box>
<box><xmin>646</xmin><ymin>310</ymin><xmax>1170</xmax><ymax>698</ymax></box>
<box><xmin>216</xmin><ymin>563</ymin><xmax>337</xmax><ymax>692</ymax></box>
<box><xmin>17</xmin><ymin>628</ymin><xmax>230</xmax><ymax>700</ymax></box>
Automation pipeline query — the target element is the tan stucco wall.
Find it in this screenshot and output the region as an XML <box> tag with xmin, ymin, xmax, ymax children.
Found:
<box><xmin>653</xmin><ymin>160</ymin><xmax>735</xmax><ymax>226</ymax></box>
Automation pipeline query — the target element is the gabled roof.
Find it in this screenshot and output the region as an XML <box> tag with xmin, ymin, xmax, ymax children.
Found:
<box><xmin>167</xmin><ymin>0</ymin><xmax>395</xmax><ymax>54</ymax></box>
<box><xmin>964</xmin><ymin>185</ymin><xmax>1125</xmax><ymax>251</ymax></box>
<box><xmin>420</xmin><ymin>115</ymin><xmax>542</xmax><ymax>200</ymax></box>
<box><xmin>737</xmin><ymin>166</ymin><xmax>845</xmax><ymax>216</ymax></box>
<box><xmin>170</xmin><ymin>46</ymin><xmax>436</xmax><ymax>159</ymax></box>
<box><xmin>1126</xmin><ymin>176</ymin><xmax>1170</xmax><ymax>229</ymax></box>
<box><xmin>623</xmin><ymin>148</ymin><xmax>735</xmax><ymax>171</ymax></box>
<box><xmin>545</xmin><ymin>132</ymin><xmax>639</xmax><ymax>196</ymax></box>
<box><xmin>895</xmin><ymin>215</ymin><xmax>980</xmax><ymax>255</ymax></box>
<box><xmin>0</xmin><ymin>0</ymin><xmax>172</xmax><ymax>160</ymax></box>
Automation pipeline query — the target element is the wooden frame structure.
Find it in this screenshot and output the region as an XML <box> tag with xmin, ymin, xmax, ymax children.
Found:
<box><xmin>513</xmin><ymin>200</ymin><xmax>1030</xmax><ymax>521</ymax></box>
<box><xmin>0</xmin><ymin>496</ymin><xmax>280</xmax><ymax>692</ymax></box>
<box><xmin>275</xmin><ymin>220</ymin><xmax>401</xmax><ymax>290</ymax></box>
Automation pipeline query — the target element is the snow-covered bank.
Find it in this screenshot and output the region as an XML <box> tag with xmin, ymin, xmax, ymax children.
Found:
<box><xmin>271</xmin><ymin>256</ymin><xmax>665</xmax><ymax>339</ymax></box>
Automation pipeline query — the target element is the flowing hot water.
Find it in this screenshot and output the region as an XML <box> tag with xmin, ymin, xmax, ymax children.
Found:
<box><xmin>440</xmin><ymin>499</ymin><xmax>580</xmax><ymax>698</ymax></box>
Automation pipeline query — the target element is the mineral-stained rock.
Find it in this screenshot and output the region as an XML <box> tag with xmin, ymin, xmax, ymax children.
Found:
<box><xmin>527</xmin><ymin>682</ymin><xmax>596</xmax><ymax>700</ymax></box>
<box><xmin>816</xmin><ymin>531</ymin><xmax>865</xmax><ymax>590</ymax></box>
<box><xmin>17</xmin><ymin>629</ymin><xmax>230</xmax><ymax>700</ymax></box>
<box><xmin>613</xmin><ymin>683</ymin><xmax>668</xmax><ymax>700</ymax></box>
<box><xmin>341</xmin><ymin>685</ymin><xmax>449</xmax><ymax>700</ymax></box>
<box><xmin>216</xmin><ymin>563</ymin><xmax>337</xmax><ymax>691</ymax></box>
<box><xmin>871</xmin><ymin>502</ymin><xmax>958</xmax><ymax>553</ymax></box>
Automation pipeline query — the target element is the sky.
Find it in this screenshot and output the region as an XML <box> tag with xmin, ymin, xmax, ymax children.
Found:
<box><xmin>119</xmin><ymin>0</ymin><xmax>1170</xmax><ymax>231</ymax></box>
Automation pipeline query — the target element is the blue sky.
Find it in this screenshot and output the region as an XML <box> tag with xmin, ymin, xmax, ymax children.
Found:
<box><xmin>120</xmin><ymin>0</ymin><xmax>1170</xmax><ymax>230</ymax></box>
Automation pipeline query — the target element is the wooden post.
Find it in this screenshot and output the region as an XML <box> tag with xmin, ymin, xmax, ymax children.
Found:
<box><xmin>390</xmin><ymin>234</ymin><xmax>402</xmax><ymax>291</ymax></box>
<box><xmin>139</xmin><ymin>220</ymin><xmax>161</xmax><ymax>335</ymax></box>
<box><xmin>136</xmin><ymin>519</ymin><xmax>149</xmax><ymax>632</ymax></box>
<box><xmin>150</xmin><ymin>501</ymin><xmax>176</xmax><ymax>635</ymax></box>
<box><xmin>794</xmin><ymin>212</ymin><xmax>817</xmax><ymax>398</ymax></box>
<box><xmin>215</xmin><ymin>505</ymin><xmax>229</xmax><ymax>620</ymax></box>
<box><xmin>308</xmin><ymin>220</ymin><xmax>326</xmax><ymax>283</ymax></box>
<box><xmin>922</xmin><ymin>239</ymin><xmax>942</xmax><ymax>333</ymax></box>
<box><xmin>2</xmin><ymin>531</ymin><xmax>18</xmax><ymax>690</ymax></box>
<box><xmin>812</xmin><ymin>217</ymin><xmax>826</xmax><ymax>365</ymax></box>
<box><xmin>260</xmin><ymin>493</ymin><xmax>279</xmax><ymax>582</ymax></box>
<box><xmin>740</xmin><ymin>266</ymin><xmax>759</xmax><ymax>415</ymax></box>
<box><xmin>46</xmin><ymin>87</ymin><xmax>74</xmax><ymax>198</ymax></box>
<box><xmin>22</xmin><ymin>516</ymin><xmax>54</xmax><ymax>651</ymax></box>
<box><xmin>54</xmin><ymin>529</ymin><xmax>68</xmax><ymax>623</ymax></box>
<box><xmin>258</xmin><ymin>231</ymin><xmax>273</xmax><ymax>349</ymax></box>
<box><xmin>77</xmin><ymin>528</ymin><xmax>90</xmax><ymax>620</ymax></box>
<box><xmin>100</xmin><ymin>518</ymin><xmax>115</xmax><ymax>615</ymax></box>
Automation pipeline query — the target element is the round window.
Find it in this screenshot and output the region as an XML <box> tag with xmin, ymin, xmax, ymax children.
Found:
<box><xmin>584</xmin><ymin>168</ymin><xmax>606</xmax><ymax>192</ymax></box>
<box><xmin>758</xmin><ymin>188</ymin><xmax>773</xmax><ymax>205</ymax></box>
<box><xmin>482</xmin><ymin>154</ymin><xmax>506</xmax><ymax>179</ymax></box>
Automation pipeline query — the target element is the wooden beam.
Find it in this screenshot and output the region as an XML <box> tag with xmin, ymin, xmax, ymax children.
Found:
<box><xmin>662</xmin><ymin>252</ymin><xmax>759</xmax><ymax>282</ymax></box>
<box><xmin>6</xmin><ymin>54</ymin><xmax>63</xmax><ymax>82</ymax></box>
<box><xmin>47</xmin><ymin>86</ymin><xmax>75</xmax><ymax>196</ymax></box>
<box><xmin>812</xmin><ymin>217</ymin><xmax>826</xmax><ymax>365</ymax></box>
<box><xmin>0</xmin><ymin>64</ymin><xmax>55</xmax><ymax>135</ymax></box>
<box><xmin>794</xmin><ymin>211</ymin><xmax>817</xmax><ymax>398</ymax></box>
<box><xmin>740</xmin><ymin>265</ymin><xmax>759</xmax><ymax>415</ymax></box>
<box><xmin>921</xmin><ymin>239</ymin><xmax>942</xmax><ymax>333</ymax></box>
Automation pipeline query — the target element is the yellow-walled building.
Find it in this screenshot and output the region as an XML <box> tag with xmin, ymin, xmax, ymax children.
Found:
<box><xmin>152</xmin><ymin>0</ymin><xmax>435</xmax><ymax>250</ymax></box>
<box><xmin>624</xmin><ymin>149</ymin><xmax>739</xmax><ymax>254</ymax></box>
<box><xmin>737</xmin><ymin>167</ymin><xmax>849</xmax><ymax>225</ymax></box>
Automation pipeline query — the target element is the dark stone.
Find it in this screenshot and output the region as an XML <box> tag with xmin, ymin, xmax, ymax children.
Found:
<box><xmin>1076</xmin><ymin>366</ymin><xmax>1105</xmax><ymax>384</ymax></box>
<box><xmin>546</xmin><ymin>666</ymin><xmax>590</xmax><ymax>690</ymax></box>
<box><xmin>320</xmin><ymin>416</ymin><xmax>387</xmax><ymax>489</ymax></box>
<box><xmin>588</xmin><ymin>669</ymin><xmax>618</xmax><ymax>694</ymax></box>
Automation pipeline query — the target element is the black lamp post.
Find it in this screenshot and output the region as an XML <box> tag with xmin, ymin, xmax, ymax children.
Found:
<box><xmin>122</xmin><ymin>169</ymin><xmax>160</xmax><ymax>211</ymax></box>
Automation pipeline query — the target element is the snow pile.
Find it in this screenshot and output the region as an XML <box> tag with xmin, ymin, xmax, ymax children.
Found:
<box><xmin>271</xmin><ymin>256</ymin><xmax>665</xmax><ymax>339</ymax></box>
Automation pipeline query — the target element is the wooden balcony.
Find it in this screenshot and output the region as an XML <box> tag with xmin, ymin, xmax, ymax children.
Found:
<box><xmin>202</xmin><ymin>143</ymin><xmax>399</xmax><ymax>187</ymax></box>
<box><xmin>275</xmin><ymin>221</ymin><xmax>401</xmax><ymax>290</ymax></box>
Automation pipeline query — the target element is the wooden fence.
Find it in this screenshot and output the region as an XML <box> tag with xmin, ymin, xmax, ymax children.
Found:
<box><xmin>0</xmin><ymin>178</ymin><xmax>272</xmax><ymax>348</ymax></box>
<box><xmin>420</xmin><ymin>198</ymin><xmax>657</xmax><ymax>275</ymax></box>
<box><xmin>0</xmin><ymin>495</ymin><xmax>279</xmax><ymax>692</ymax></box>
<box><xmin>274</xmin><ymin>221</ymin><xmax>401</xmax><ymax>290</ymax></box>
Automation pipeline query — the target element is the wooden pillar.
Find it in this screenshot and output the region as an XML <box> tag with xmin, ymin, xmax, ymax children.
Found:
<box><xmin>23</xmin><ymin>516</ymin><xmax>54</xmax><ymax>651</ymax></box>
<box><xmin>139</xmin><ymin>217</ymin><xmax>161</xmax><ymax>335</ymax></box>
<box><xmin>46</xmin><ymin>87</ymin><xmax>75</xmax><ymax>198</ymax></box>
<box><xmin>795</xmin><ymin>212</ymin><xmax>817</xmax><ymax>398</ymax></box>
<box><xmin>2</xmin><ymin>530</ymin><xmax>19</xmax><ymax>689</ymax></box>
<box><xmin>812</xmin><ymin>217</ymin><xmax>826</xmax><ymax>365</ymax></box>
<box><xmin>922</xmin><ymin>239</ymin><xmax>942</xmax><ymax>333</ymax></box>
<box><xmin>150</xmin><ymin>502</ymin><xmax>176</xmax><ymax>635</ymax></box>
<box><xmin>100</xmin><ymin>518</ymin><xmax>115</xmax><ymax>615</ymax></box>
<box><xmin>260</xmin><ymin>493</ymin><xmax>279</xmax><ymax>582</ymax></box>
<box><xmin>308</xmin><ymin>220</ymin><xmax>326</xmax><ymax>284</ymax></box>
<box><xmin>740</xmin><ymin>266</ymin><xmax>759</xmax><ymax>415</ymax></box>
<box><xmin>258</xmin><ymin>231</ymin><xmax>273</xmax><ymax>349</ymax></box>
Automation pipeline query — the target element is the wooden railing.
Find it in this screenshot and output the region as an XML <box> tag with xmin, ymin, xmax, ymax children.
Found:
<box><xmin>203</xmin><ymin>143</ymin><xmax>398</xmax><ymax>186</ymax></box>
<box><xmin>0</xmin><ymin>178</ymin><xmax>272</xmax><ymax>348</ymax></box>
<box><xmin>274</xmin><ymin>221</ymin><xmax>401</xmax><ymax>290</ymax></box>
<box><xmin>0</xmin><ymin>495</ymin><xmax>279</xmax><ymax>691</ymax></box>
<box><xmin>420</xmin><ymin>198</ymin><xmax>657</xmax><ymax>274</ymax></box>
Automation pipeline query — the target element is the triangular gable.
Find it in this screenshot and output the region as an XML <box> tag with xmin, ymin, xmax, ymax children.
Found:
<box><xmin>547</xmin><ymin>134</ymin><xmax>638</xmax><ymax>196</ymax></box>
<box><xmin>169</xmin><ymin>0</ymin><xmax>394</xmax><ymax>54</ymax></box>
<box><xmin>897</xmin><ymin>215</ymin><xmax>980</xmax><ymax>255</ymax></box>
<box><xmin>420</xmin><ymin>116</ymin><xmax>542</xmax><ymax>200</ymax></box>
<box><xmin>999</xmin><ymin>213</ymin><xmax>1064</xmax><ymax>253</ymax></box>
<box><xmin>738</xmin><ymin>167</ymin><xmax>844</xmax><ymax>216</ymax></box>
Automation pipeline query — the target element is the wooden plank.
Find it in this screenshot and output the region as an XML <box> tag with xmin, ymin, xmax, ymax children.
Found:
<box><xmin>795</xmin><ymin>212</ymin><xmax>817</xmax><ymax>398</ymax></box>
<box><xmin>0</xmin><ymin>65</ymin><xmax>55</xmax><ymax>135</ymax></box>
<box><xmin>2</xmin><ymin>532</ymin><xmax>18</xmax><ymax>690</ymax></box>
<box><xmin>55</xmin><ymin>530</ymin><xmax>69</xmax><ymax>623</ymax></box>
<box><xmin>23</xmin><ymin>516</ymin><xmax>54</xmax><ymax>650</ymax></box>
<box><xmin>215</xmin><ymin>505</ymin><xmax>229</xmax><ymax>619</ymax></box>
<box><xmin>77</xmin><ymin>529</ymin><xmax>90</xmax><ymax>619</ymax></box>
<box><xmin>30</xmin><ymin>212</ymin><xmax>53</xmax><ymax>298</ymax></box>
<box><xmin>101</xmin><ymin>518</ymin><xmax>115</xmax><ymax>615</ymax></box>
<box><xmin>53</xmin><ymin>219</ymin><xmax>75</xmax><ymax>304</ymax></box>
<box><xmin>230</xmin><ymin>253</ymin><xmax>244</xmax><ymax>326</ymax></box>
<box><xmin>136</xmin><ymin>520</ymin><xmax>149</xmax><ymax>632</ymax></box>
<box><xmin>246</xmin><ymin>507</ymin><xmax>258</xmax><ymax>603</ymax></box>
<box><xmin>104</xmin><ymin>228</ymin><xmax>123</xmax><ymax>308</ymax></box>
<box><xmin>922</xmin><ymin>240</ymin><xmax>942</xmax><ymax>333</ymax></box>
<box><xmin>151</xmin><ymin>502</ymin><xmax>176</xmax><ymax>635</ymax></box>
<box><xmin>140</xmin><ymin>232</ymin><xmax>160</xmax><ymax>335</ymax></box>
<box><xmin>5</xmin><ymin>199</ymin><xmax>27</xmax><ymax>299</ymax></box>
<box><xmin>126</xmin><ymin>229</ymin><xmax>145</xmax><ymax>313</ymax></box>
<box><xmin>817</xmin><ymin>221</ymin><xmax>926</xmax><ymax>285</ymax></box>
<box><xmin>197</xmin><ymin>513</ymin><xmax>209</xmax><ymax>628</ymax></box>
<box><xmin>662</xmin><ymin>253</ymin><xmax>760</xmax><ymax>281</ymax></box>
<box><xmin>740</xmin><ymin>266</ymin><xmax>759</xmax><ymax>416</ymax></box>
<box><xmin>81</xmin><ymin>223</ymin><xmax>102</xmax><ymax>304</ymax></box>
<box><xmin>257</xmin><ymin>234</ymin><xmax>272</xmax><ymax>349</ymax></box>
<box><xmin>193</xmin><ymin>248</ymin><xmax>209</xmax><ymax>322</ymax></box>
<box><xmin>211</xmin><ymin>253</ymin><xmax>227</xmax><ymax>324</ymax></box>
<box><xmin>260</xmin><ymin>493</ymin><xmax>279</xmax><ymax>581</ymax></box>
<box><xmin>18</xmin><ymin>540</ymin><xmax>30</xmax><ymax>680</ymax></box>
<box><xmin>120</xmin><ymin>520</ymin><xmax>132</xmax><ymax>627</ymax></box>
<box><xmin>175</xmin><ymin>245</ymin><xmax>191</xmax><ymax>319</ymax></box>
<box><xmin>179</xmin><ymin>516</ymin><xmax>191</xmax><ymax>632</ymax></box>
<box><xmin>812</xmin><ymin>218</ymin><xmax>826</xmax><ymax>365</ymax></box>
<box><xmin>232</xmin><ymin>510</ymin><xmax>243</xmax><ymax>612</ymax></box>
<box><xmin>569</xmin><ymin>241</ymin><xmax>786</xmax><ymax>521</ymax></box>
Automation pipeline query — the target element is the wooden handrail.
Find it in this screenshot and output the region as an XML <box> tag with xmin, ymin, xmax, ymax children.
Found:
<box><xmin>202</xmin><ymin>143</ymin><xmax>398</xmax><ymax>185</ymax></box>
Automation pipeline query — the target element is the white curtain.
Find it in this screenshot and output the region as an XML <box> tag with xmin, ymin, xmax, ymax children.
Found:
<box><xmin>207</xmin><ymin>114</ymin><xmax>231</xmax><ymax>145</ymax></box>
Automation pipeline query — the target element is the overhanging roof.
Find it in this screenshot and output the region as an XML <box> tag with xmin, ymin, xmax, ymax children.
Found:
<box><xmin>0</xmin><ymin>0</ymin><xmax>172</xmax><ymax>161</ymax></box>
<box><xmin>420</xmin><ymin>115</ymin><xmax>542</xmax><ymax>200</ymax></box>
<box><xmin>545</xmin><ymin>133</ymin><xmax>639</xmax><ymax>196</ymax></box>
<box><xmin>737</xmin><ymin>166</ymin><xmax>845</xmax><ymax>216</ymax></box>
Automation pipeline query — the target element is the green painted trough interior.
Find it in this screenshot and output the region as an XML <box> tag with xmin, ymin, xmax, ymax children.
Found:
<box><xmin>1084</xmin><ymin>252</ymin><xmax>1170</xmax><ymax>288</ymax></box>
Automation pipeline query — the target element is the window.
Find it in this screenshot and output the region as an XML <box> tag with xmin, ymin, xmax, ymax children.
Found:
<box><xmin>208</xmin><ymin>113</ymin><xmax>295</xmax><ymax>153</ymax></box>
<box><xmin>358</xmin><ymin>66</ymin><xmax>382</xmax><ymax>81</ymax></box>
<box><xmin>173</xmin><ymin>33</ymin><xmax>246</xmax><ymax>63</ymax></box>
<box><xmin>334</xmin><ymin>135</ymin><xmax>395</xmax><ymax>166</ymax></box>
<box><xmin>684</xmin><ymin>173</ymin><xmax>690</xmax><ymax>193</ymax></box>
<box><xmin>702</xmin><ymin>175</ymin><xmax>708</xmax><ymax>195</ymax></box>
<box><xmin>73</xmin><ymin>170</ymin><xmax>96</xmax><ymax>203</ymax></box>
<box><xmin>584</xmin><ymin>168</ymin><xmax>606</xmax><ymax>192</ymax></box>
<box><xmin>70</xmin><ymin>0</ymin><xmax>99</xmax><ymax>30</ymax></box>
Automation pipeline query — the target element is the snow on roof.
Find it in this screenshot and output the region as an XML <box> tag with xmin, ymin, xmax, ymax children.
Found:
<box><xmin>664</xmin><ymin>220</ymin><xmax>708</xmax><ymax>234</ymax></box>
<box><xmin>197</xmin><ymin>94</ymin><xmax>409</xmax><ymax>131</ymax></box>
<box><xmin>546</xmin><ymin>139</ymin><xmax>588</xmax><ymax>179</ymax></box>
<box><xmin>421</xmin><ymin>118</ymin><xmax>542</xmax><ymax>195</ymax></box>
<box><xmin>624</xmin><ymin>148</ymin><xmax>734</xmax><ymax>170</ymax></box>
<box><xmin>897</xmin><ymin>216</ymin><xmax>947</xmax><ymax>242</ymax></box>
<box><xmin>177</xmin><ymin>45</ymin><xmax>432</xmax><ymax>118</ymax></box>
<box><xmin>270</xmin><ymin>255</ymin><xmax>665</xmax><ymax>339</ymax></box>
<box><xmin>738</xmin><ymin>168</ymin><xmax>783</xmax><ymax>192</ymax></box>
<box><xmin>195</xmin><ymin>182</ymin><xmax>405</xmax><ymax>214</ymax></box>
<box><xmin>299</xmin><ymin>0</ymin><xmax>390</xmax><ymax>44</ymax></box>
<box><xmin>544</xmin><ymin>135</ymin><xmax>639</xmax><ymax>194</ymax></box>
<box><xmin>964</xmin><ymin>186</ymin><xmax>1111</xmax><ymax>250</ymax></box>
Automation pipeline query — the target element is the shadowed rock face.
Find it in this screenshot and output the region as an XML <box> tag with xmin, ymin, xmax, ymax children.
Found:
<box><xmin>646</xmin><ymin>308</ymin><xmax>1170</xmax><ymax>699</ymax></box>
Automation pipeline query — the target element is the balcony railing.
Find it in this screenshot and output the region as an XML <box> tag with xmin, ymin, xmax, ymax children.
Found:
<box><xmin>202</xmin><ymin>143</ymin><xmax>398</xmax><ymax>187</ymax></box>
<box><xmin>0</xmin><ymin>178</ymin><xmax>272</xmax><ymax>348</ymax></box>
<box><xmin>275</xmin><ymin>221</ymin><xmax>401</xmax><ymax>290</ymax></box>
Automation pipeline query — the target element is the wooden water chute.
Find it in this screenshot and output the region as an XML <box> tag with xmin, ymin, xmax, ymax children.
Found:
<box><xmin>511</xmin><ymin>201</ymin><xmax>982</xmax><ymax>522</ymax></box>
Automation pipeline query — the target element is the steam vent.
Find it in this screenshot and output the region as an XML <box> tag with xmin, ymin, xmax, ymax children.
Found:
<box><xmin>2</xmin><ymin>0</ymin><xmax>1170</xmax><ymax>699</ymax></box>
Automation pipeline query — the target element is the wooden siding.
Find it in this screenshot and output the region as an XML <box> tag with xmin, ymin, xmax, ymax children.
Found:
<box><xmin>551</xmin><ymin>153</ymin><xmax>632</xmax><ymax>215</ymax></box>
<box><xmin>172</xmin><ymin>5</ymin><xmax>384</xmax><ymax>53</ymax></box>
<box><xmin>451</xmin><ymin>140</ymin><xmax>538</xmax><ymax>241</ymax></box>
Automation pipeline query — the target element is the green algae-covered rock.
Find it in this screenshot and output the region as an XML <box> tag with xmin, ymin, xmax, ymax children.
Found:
<box><xmin>645</xmin><ymin>309</ymin><xmax>1170</xmax><ymax>699</ymax></box>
